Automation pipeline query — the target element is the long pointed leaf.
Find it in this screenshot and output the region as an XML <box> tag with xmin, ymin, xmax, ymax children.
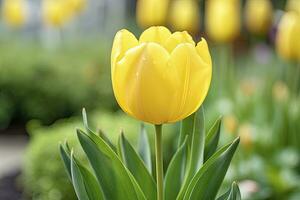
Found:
<box><xmin>77</xmin><ymin>129</ymin><xmax>146</xmax><ymax>200</ymax></box>
<box><xmin>188</xmin><ymin>107</ymin><xmax>205</xmax><ymax>174</ymax></box>
<box><xmin>164</xmin><ymin>136</ymin><xmax>188</xmax><ymax>200</ymax></box>
<box><xmin>71</xmin><ymin>152</ymin><xmax>90</xmax><ymax>200</ymax></box>
<box><xmin>183</xmin><ymin>137</ymin><xmax>240</xmax><ymax>200</ymax></box>
<box><xmin>70</xmin><ymin>152</ymin><xmax>104</xmax><ymax>200</ymax></box>
<box><xmin>227</xmin><ymin>182</ymin><xmax>241</xmax><ymax>200</ymax></box>
<box><xmin>98</xmin><ymin>129</ymin><xmax>117</xmax><ymax>152</ymax></box>
<box><xmin>59</xmin><ymin>143</ymin><xmax>72</xmax><ymax>181</ymax></box>
<box><xmin>118</xmin><ymin>133</ymin><xmax>156</xmax><ymax>200</ymax></box>
<box><xmin>138</xmin><ymin>124</ymin><xmax>152</xmax><ymax>172</ymax></box>
<box><xmin>178</xmin><ymin>107</ymin><xmax>206</xmax><ymax>197</ymax></box>
<box><xmin>217</xmin><ymin>182</ymin><xmax>241</xmax><ymax>200</ymax></box>
<box><xmin>82</xmin><ymin>108</ymin><xmax>93</xmax><ymax>134</ymax></box>
<box><xmin>204</xmin><ymin>116</ymin><xmax>222</xmax><ymax>162</ymax></box>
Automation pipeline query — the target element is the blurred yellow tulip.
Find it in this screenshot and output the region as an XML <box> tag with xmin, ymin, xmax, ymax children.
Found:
<box><xmin>111</xmin><ymin>26</ymin><xmax>212</xmax><ymax>124</ymax></box>
<box><xmin>245</xmin><ymin>0</ymin><xmax>273</xmax><ymax>35</ymax></box>
<box><xmin>286</xmin><ymin>0</ymin><xmax>300</xmax><ymax>14</ymax></box>
<box><xmin>136</xmin><ymin>0</ymin><xmax>169</xmax><ymax>29</ymax></box>
<box><xmin>276</xmin><ymin>12</ymin><xmax>300</xmax><ymax>61</ymax></box>
<box><xmin>224</xmin><ymin>114</ymin><xmax>238</xmax><ymax>134</ymax></box>
<box><xmin>272</xmin><ymin>81</ymin><xmax>289</xmax><ymax>103</ymax></box>
<box><xmin>2</xmin><ymin>0</ymin><xmax>27</xmax><ymax>27</ymax></box>
<box><xmin>238</xmin><ymin>123</ymin><xmax>253</xmax><ymax>149</ymax></box>
<box><xmin>67</xmin><ymin>0</ymin><xmax>86</xmax><ymax>12</ymax></box>
<box><xmin>168</xmin><ymin>0</ymin><xmax>200</xmax><ymax>35</ymax></box>
<box><xmin>42</xmin><ymin>0</ymin><xmax>72</xmax><ymax>27</ymax></box>
<box><xmin>205</xmin><ymin>0</ymin><xmax>241</xmax><ymax>43</ymax></box>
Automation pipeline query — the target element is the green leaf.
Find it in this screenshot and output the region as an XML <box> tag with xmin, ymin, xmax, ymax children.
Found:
<box><xmin>138</xmin><ymin>124</ymin><xmax>152</xmax><ymax>173</ymax></box>
<box><xmin>98</xmin><ymin>129</ymin><xmax>117</xmax><ymax>152</ymax></box>
<box><xmin>204</xmin><ymin>116</ymin><xmax>222</xmax><ymax>162</ymax></box>
<box><xmin>182</xmin><ymin>137</ymin><xmax>240</xmax><ymax>200</ymax></box>
<box><xmin>59</xmin><ymin>142</ymin><xmax>72</xmax><ymax>181</ymax></box>
<box><xmin>178</xmin><ymin>107</ymin><xmax>206</xmax><ymax>198</ymax></box>
<box><xmin>70</xmin><ymin>152</ymin><xmax>90</xmax><ymax>200</ymax></box>
<box><xmin>82</xmin><ymin>108</ymin><xmax>93</xmax><ymax>134</ymax></box>
<box><xmin>217</xmin><ymin>182</ymin><xmax>241</xmax><ymax>200</ymax></box>
<box><xmin>178</xmin><ymin>112</ymin><xmax>194</xmax><ymax>147</ymax></box>
<box><xmin>188</xmin><ymin>107</ymin><xmax>205</xmax><ymax>174</ymax></box>
<box><xmin>118</xmin><ymin>132</ymin><xmax>156</xmax><ymax>200</ymax></box>
<box><xmin>77</xmin><ymin>129</ymin><xmax>146</xmax><ymax>200</ymax></box>
<box><xmin>164</xmin><ymin>136</ymin><xmax>188</xmax><ymax>200</ymax></box>
<box><xmin>70</xmin><ymin>152</ymin><xmax>105</xmax><ymax>200</ymax></box>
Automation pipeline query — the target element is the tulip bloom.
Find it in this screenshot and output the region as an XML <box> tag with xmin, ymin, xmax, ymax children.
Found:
<box><xmin>42</xmin><ymin>0</ymin><xmax>71</xmax><ymax>27</ymax></box>
<box><xmin>286</xmin><ymin>0</ymin><xmax>300</xmax><ymax>14</ymax></box>
<box><xmin>68</xmin><ymin>0</ymin><xmax>86</xmax><ymax>12</ymax></box>
<box><xmin>205</xmin><ymin>0</ymin><xmax>240</xmax><ymax>43</ymax></box>
<box><xmin>136</xmin><ymin>0</ymin><xmax>169</xmax><ymax>29</ymax></box>
<box><xmin>169</xmin><ymin>0</ymin><xmax>200</xmax><ymax>35</ymax></box>
<box><xmin>2</xmin><ymin>0</ymin><xmax>27</xmax><ymax>27</ymax></box>
<box><xmin>245</xmin><ymin>0</ymin><xmax>273</xmax><ymax>35</ymax></box>
<box><xmin>276</xmin><ymin>12</ymin><xmax>300</xmax><ymax>61</ymax></box>
<box><xmin>111</xmin><ymin>26</ymin><xmax>212</xmax><ymax>124</ymax></box>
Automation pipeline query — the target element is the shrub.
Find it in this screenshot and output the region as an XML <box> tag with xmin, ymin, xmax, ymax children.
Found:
<box><xmin>0</xmin><ymin>40</ymin><xmax>115</xmax><ymax>128</ymax></box>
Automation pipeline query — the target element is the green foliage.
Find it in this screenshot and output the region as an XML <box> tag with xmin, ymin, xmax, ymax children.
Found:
<box><xmin>22</xmin><ymin>111</ymin><xmax>151</xmax><ymax>200</ymax></box>
<box><xmin>22</xmin><ymin>118</ymin><xmax>82</xmax><ymax>200</ymax></box>
<box><xmin>205</xmin><ymin>49</ymin><xmax>300</xmax><ymax>199</ymax></box>
<box><xmin>0</xmin><ymin>40</ymin><xmax>114</xmax><ymax>128</ymax></box>
<box><xmin>61</xmin><ymin>108</ymin><xmax>240</xmax><ymax>200</ymax></box>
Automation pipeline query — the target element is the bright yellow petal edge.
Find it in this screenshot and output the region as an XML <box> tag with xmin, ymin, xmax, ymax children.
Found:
<box><xmin>111</xmin><ymin>26</ymin><xmax>212</xmax><ymax>124</ymax></box>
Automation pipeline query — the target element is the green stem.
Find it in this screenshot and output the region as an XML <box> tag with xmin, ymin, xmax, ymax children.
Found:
<box><xmin>155</xmin><ymin>124</ymin><xmax>163</xmax><ymax>200</ymax></box>
<box><xmin>292</xmin><ymin>62</ymin><xmax>300</xmax><ymax>97</ymax></box>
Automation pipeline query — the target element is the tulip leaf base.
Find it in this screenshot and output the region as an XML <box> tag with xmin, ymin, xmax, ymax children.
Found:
<box><xmin>60</xmin><ymin>108</ymin><xmax>241</xmax><ymax>200</ymax></box>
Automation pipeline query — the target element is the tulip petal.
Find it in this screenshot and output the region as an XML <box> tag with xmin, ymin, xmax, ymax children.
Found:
<box><xmin>168</xmin><ymin>43</ymin><xmax>212</xmax><ymax>122</ymax></box>
<box><xmin>115</xmin><ymin>42</ymin><xmax>179</xmax><ymax>124</ymax></box>
<box><xmin>111</xmin><ymin>29</ymin><xmax>138</xmax><ymax>71</ymax></box>
<box><xmin>164</xmin><ymin>31</ymin><xmax>195</xmax><ymax>52</ymax></box>
<box><xmin>111</xmin><ymin>30</ymin><xmax>138</xmax><ymax>115</ymax></box>
<box><xmin>196</xmin><ymin>38</ymin><xmax>212</xmax><ymax>66</ymax></box>
<box><xmin>139</xmin><ymin>26</ymin><xmax>172</xmax><ymax>45</ymax></box>
<box><xmin>276</xmin><ymin>12</ymin><xmax>300</xmax><ymax>60</ymax></box>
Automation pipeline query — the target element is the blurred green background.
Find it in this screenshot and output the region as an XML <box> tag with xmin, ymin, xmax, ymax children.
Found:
<box><xmin>0</xmin><ymin>0</ymin><xmax>299</xmax><ymax>200</ymax></box>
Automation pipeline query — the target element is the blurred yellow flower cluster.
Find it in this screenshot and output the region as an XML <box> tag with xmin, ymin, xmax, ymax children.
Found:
<box><xmin>136</xmin><ymin>0</ymin><xmax>200</xmax><ymax>36</ymax></box>
<box><xmin>1</xmin><ymin>0</ymin><xmax>86</xmax><ymax>28</ymax></box>
<box><xmin>2</xmin><ymin>0</ymin><xmax>27</xmax><ymax>27</ymax></box>
<box><xmin>168</xmin><ymin>0</ymin><xmax>200</xmax><ymax>35</ymax></box>
<box><xmin>43</xmin><ymin>0</ymin><xmax>86</xmax><ymax>27</ymax></box>
<box><xmin>205</xmin><ymin>0</ymin><xmax>240</xmax><ymax>43</ymax></box>
<box><xmin>245</xmin><ymin>0</ymin><xmax>273</xmax><ymax>36</ymax></box>
<box><xmin>276</xmin><ymin>11</ymin><xmax>300</xmax><ymax>61</ymax></box>
<box><xmin>111</xmin><ymin>26</ymin><xmax>212</xmax><ymax>124</ymax></box>
<box><xmin>136</xmin><ymin>0</ymin><xmax>169</xmax><ymax>29</ymax></box>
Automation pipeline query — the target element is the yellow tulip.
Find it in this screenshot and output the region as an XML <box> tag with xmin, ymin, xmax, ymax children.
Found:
<box><xmin>111</xmin><ymin>26</ymin><xmax>212</xmax><ymax>124</ymax></box>
<box><xmin>245</xmin><ymin>0</ymin><xmax>273</xmax><ymax>35</ymax></box>
<box><xmin>136</xmin><ymin>0</ymin><xmax>169</xmax><ymax>29</ymax></box>
<box><xmin>168</xmin><ymin>0</ymin><xmax>200</xmax><ymax>35</ymax></box>
<box><xmin>238</xmin><ymin>123</ymin><xmax>253</xmax><ymax>149</ymax></box>
<box><xmin>2</xmin><ymin>0</ymin><xmax>27</xmax><ymax>27</ymax></box>
<box><xmin>276</xmin><ymin>12</ymin><xmax>300</xmax><ymax>61</ymax></box>
<box><xmin>272</xmin><ymin>81</ymin><xmax>289</xmax><ymax>103</ymax></box>
<box><xmin>67</xmin><ymin>0</ymin><xmax>86</xmax><ymax>12</ymax></box>
<box><xmin>286</xmin><ymin>0</ymin><xmax>300</xmax><ymax>14</ymax></box>
<box><xmin>42</xmin><ymin>0</ymin><xmax>72</xmax><ymax>27</ymax></box>
<box><xmin>205</xmin><ymin>0</ymin><xmax>241</xmax><ymax>43</ymax></box>
<box><xmin>224</xmin><ymin>114</ymin><xmax>238</xmax><ymax>134</ymax></box>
